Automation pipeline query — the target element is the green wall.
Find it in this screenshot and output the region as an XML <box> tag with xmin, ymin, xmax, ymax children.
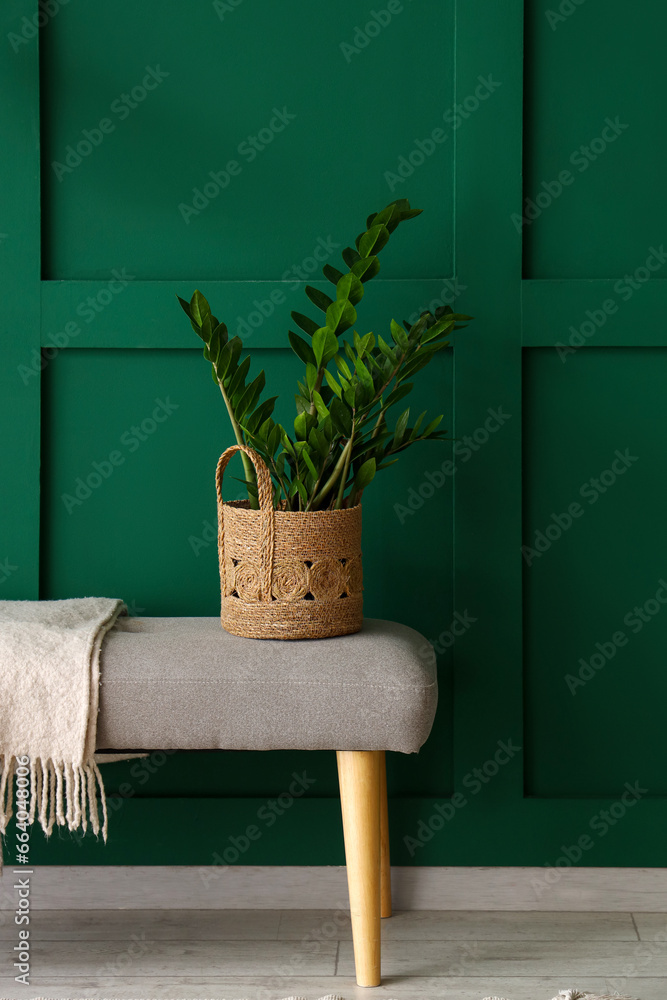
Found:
<box><xmin>2</xmin><ymin>0</ymin><xmax>666</xmax><ymax>868</ymax></box>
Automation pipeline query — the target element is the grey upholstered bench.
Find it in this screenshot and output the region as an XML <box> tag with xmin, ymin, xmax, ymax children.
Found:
<box><xmin>97</xmin><ymin>616</ymin><xmax>437</xmax><ymax>987</ymax></box>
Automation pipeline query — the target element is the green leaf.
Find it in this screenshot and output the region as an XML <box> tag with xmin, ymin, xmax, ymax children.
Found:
<box><xmin>244</xmin><ymin>396</ymin><xmax>278</xmax><ymax>435</ymax></box>
<box><xmin>353</xmin><ymin>457</ymin><xmax>376</xmax><ymax>491</ymax></box>
<box><xmin>351</xmin><ymin>256</ymin><xmax>380</xmax><ymax>283</ymax></box>
<box><xmin>422</xmin><ymin>414</ymin><xmax>445</xmax><ymax>437</ymax></box>
<box><xmin>410</xmin><ymin>411</ymin><xmax>427</xmax><ymax>440</ymax></box>
<box><xmin>312</xmin><ymin>326</ymin><xmax>339</xmax><ymax>367</ymax></box>
<box><xmin>323</xmin><ymin>263</ymin><xmax>345</xmax><ymax>285</ymax></box>
<box><xmin>354</xmin><ymin>380</ymin><xmax>371</xmax><ymax>409</ymax></box>
<box><xmin>354</xmin><ymin>356</ymin><xmax>374</xmax><ymax>394</ymax></box>
<box><xmin>305</xmin><ymin>285</ymin><xmax>334</xmax><ymax>313</ymax></box>
<box><xmin>190</xmin><ymin>290</ymin><xmax>211</xmax><ymax>328</ymax></box>
<box><xmin>377</xmin><ymin>335</ymin><xmax>398</xmax><ymax>364</ymax></box>
<box><xmin>294</xmin><ymin>411</ymin><xmax>308</xmax><ymax>441</ymax></box>
<box><xmin>294</xmin><ymin>393</ymin><xmax>310</xmax><ymax>415</ymax></box>
<box><xmin>369</xmin><ymin>204</ymin><xmax>399</xmax><ymax>230</ymax></box>
<box><xmin>211</xmin><ymin>320</ymin><xmax>229</xmax><ymax>349</ymax></box>
<box><xmin>267</xmin><ymin>422</ymin><xmax>282</xmax><ymax>456</ymax></box>
<box><xmin>358</xmin><ymin>224</ymin><xmax>390</xmax><ymax>258</ymax></box>
<box><xmin>399</xmin><ymin>344</ymin><xmax>445</xmax><ymax>381</ymax></box>
<box><xmin>301</xmin><ymin>448</ymin><xmax>319</xmax><ymax>481</ymax></box>
<box><xmin>335</xmin><ymin>273</ymin><xmax>364</xmax><ymax>306</ymax></box>
<box><xmin>342</xmin><ymin>246</ymin><xmax>361</xmax><ymax>268</ymax></box>
<box><xmin>393</xmin><ymin>408</ymin><xmax>410</xmax><ymax>449</ymax></box>
<box><xmin>366</xmin><ymin>351</ymin><xmax>385</xmax><ymax>376</ymax></box>
<box><xmin>376</xmin><ymin>354</ymin><xmax>394</xmax><ymax>380</ymax></box>
<box><xmin>215</xmin><ymin>336</ymin><xmax>242</xmax><ymax>383</ymax></box>
<box><xmin>352</xmin><ymin>435</ymin><xmax>389</xmax><ymax>461</ymax></box>
<box><xmin>334</xmin><ymin>354</ymin><xmax>352</xmax><ymax>379</ymax></box>
<box><xmin>305</xmin><ymin>362</ymin><xmax>318</xmax><ymax>392</ymax></box>
<box><xmin>226</xmin><ymin>355</ymin><xmax>251</xmax><ymax>400</ymax></box>
<box><xmin>291</xmin><ymin>311</ymin><xmax>319</xmax><ymax>336</ymax></box>
<box><xmin>409</xmin><ymin>314</ymin><xmax>430</xmax><ymax>340</ymax></box>
<box><xmin>208</xmin><ymin>327</ymin><xmax>223</xmax><ymax>367</ymax></box>
<box><xmin>312</xmin><ymin>390</ymin><xmax>330</xmax><ymax>421</ymax></box>
<box><xmin>330</xmin><ymin>397</ymin><xmax>353</xmax><ymax>437</ymax></box>
<box><xmin>281</xmin><ymin>432</ymin><xmax>296</xmax><ymax>457</ymax></box>
<box><xmin>177</xmin><ymin>295</ymin><xmax>192</xmax><ymax>320</ymax></box>
<box><xmin>422</xmin><ymin>316</ymin><xmax>454</xmax><ymax>343</ymax></box>
<box><xmin>312</xmin><ymin>426</ymin><xmax>330</xmax><ymax>456</ymax></box>
<box><xmin>390</xmin><ymin>318</ymin><xmax>409</xmax><ymax>352</ymax></box>
<box><xmin>231</xmin><ymin>477</ymin><xmax>259</xmax><ymax>500</ymax></box>
<box><xmin>288</xmin><ymin>330</ymin><xmax>316</xmax><ymax>365</ymax></box>
<box><xmin>200</xmin><ymin>314</ymin><xmax>213</xmax><ymax>343</ymax></box>
<box><xmin>235</xmin><ymin>371</ymin><xmax>265</xmax><ymax>420</ymax></box>
<box><xmin>383</xmin><ymin>382</ymin><xmax>413</xmax><ymax>409</ymax></box>
<box><xmin>324</xmin><ymin>369</ymin><xmax>342</xmax><ymax>398</ymax></box>
<box><xmin>399</xmin><ymin>207</ymin><xmax>422</xmax><ymax>222</ymax></box>
<box><xmin>289</xmin><ymin>478</ymin><xmax>308</xmax><ymax>506</ymax></box>
<box><xmin>326</xmin><ymin>298</ymin><xmax>357</xmax><ymax>334</ymax></box>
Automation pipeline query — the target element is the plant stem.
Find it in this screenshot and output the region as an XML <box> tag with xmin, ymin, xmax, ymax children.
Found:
<box><xmin>305</xmin><ymin>446</ymin><xmax>334</xmax><ymax>512</ymax></box>
<box><xmin>370</xmin><ymin>407</ymin><xmax>387</xmax><ymax>440</ymax></box>
<box><xmin>218</xmin><ymin>382</ymin><xmax>259</xmax><ymax>509</ymax></box>
<box><xmin>311</xmin><ymin>437</ymin><xmax>353</xmax><ymax>509</ymax></box>
<box><xmin>334</xmin><ymin>426</ymin><xmax>355</xmax><ymax>510</ymax></box>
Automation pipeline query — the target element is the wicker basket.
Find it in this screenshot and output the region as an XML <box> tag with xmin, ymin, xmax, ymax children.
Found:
<box><xmin>216</xmin><ymin>444</ymin><xmax>363</xmax><ymax>640</ymax></box>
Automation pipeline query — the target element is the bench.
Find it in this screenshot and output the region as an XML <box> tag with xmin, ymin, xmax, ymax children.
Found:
<box><xmin>97</xmin><ymin>615</ymin><xmax>438</xmax><ymax>987</ymax></box>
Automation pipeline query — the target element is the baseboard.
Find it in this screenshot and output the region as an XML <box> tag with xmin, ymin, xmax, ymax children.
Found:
<box><xmin>2</xmin><ymin>865</ymin><xmax>667</xmax><ymax>911</ymax></box>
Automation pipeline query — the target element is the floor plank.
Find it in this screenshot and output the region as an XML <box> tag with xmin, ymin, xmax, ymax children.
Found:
<box><xmin>0</xmin><ymin>908</ymin><xmax>282</xmax><ymax>941</ymax></box>
<box><xmin>277</xmin><ymin>908</ymin><xmax>638</xmax><ymax>941</ymax></box>
<box><xmin>3</xmin><ymin>865</ymin><xmax>667</xmax><ymax>912</ymax></box>
<box><xmin>0</xmin><ymin>974</ymin><xmax>657</xmax><ymax>1000</ymax></box>
<box><xmin>632</xmin><ymin>911</ymin><xmax>667</xmax><ymax>940</ymax></box>
<box><xmin>0</xmin><ymin>938</ymin><xmax>337</xmax><ymax>978</ymax></box>
<box><xmin>0</xmin><ymin>908</ymin><xmax>658</xmax><ymax>999</ymax></box>
<box><xmin>336</xmin><ymin>937</ymin><xmax>667</xmax><ymax>977</ymax></box>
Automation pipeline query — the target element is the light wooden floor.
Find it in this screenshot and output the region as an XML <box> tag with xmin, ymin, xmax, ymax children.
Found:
<box><xmin>1</xmin><ymin>909</ymin><xmax>666</xmax><ymax>999</ymax></box>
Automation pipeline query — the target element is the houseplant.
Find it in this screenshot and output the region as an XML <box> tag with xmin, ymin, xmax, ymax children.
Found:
<box><xmin>178</xmin><ymin>199</ymin><xmax>470</xmax><ymax>638</ymax></box>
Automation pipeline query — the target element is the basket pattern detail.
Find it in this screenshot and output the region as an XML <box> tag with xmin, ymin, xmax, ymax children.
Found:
<box><xmin>224</xmin><ymin>555</ymin><xmax>363</xmax><ymax>604</ymax></box>
<box><xmin>216</xmin><ymin>445</ymin><xmax>363</xmax><ymax>639</ymax></box>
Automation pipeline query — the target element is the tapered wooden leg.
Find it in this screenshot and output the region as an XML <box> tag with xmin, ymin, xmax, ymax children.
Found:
<box><xmin>379</xmin><ymin>751</ymin><xmax>392</xmax><ymax>918</ymax></box>
<box><xmin>337</xmin><ymin>750</ymin><xmax>381</xmax><ymax>987</ymax></box>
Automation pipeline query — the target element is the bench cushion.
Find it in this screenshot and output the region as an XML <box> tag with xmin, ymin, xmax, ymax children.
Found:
<box><xmin>97</xmin><ymin>617</ymin><xmax>437</xmax><ymax>754</ymax></box>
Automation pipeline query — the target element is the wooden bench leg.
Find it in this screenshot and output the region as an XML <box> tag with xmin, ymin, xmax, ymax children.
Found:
<box><xmin>379</xmin><ymin>750</ymin><xmax>392</xmax><ymax>918</ymax></box>
<box><xmin>336</xmin><ymin>749</ymin><xmax>381</xmax><ymax>987</ymax></box>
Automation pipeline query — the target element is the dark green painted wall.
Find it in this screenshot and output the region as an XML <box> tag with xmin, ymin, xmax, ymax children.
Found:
<box><xmin>2</xmin><ymin>0</ymin><xmax>666</xmax><ymax>868</ymax></box>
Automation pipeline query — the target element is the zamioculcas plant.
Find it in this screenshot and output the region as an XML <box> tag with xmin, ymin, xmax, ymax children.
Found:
<box><xmin>178</xmin><ymin>199</ymin><xmax>470</xmax><ymax>512</ymax></box>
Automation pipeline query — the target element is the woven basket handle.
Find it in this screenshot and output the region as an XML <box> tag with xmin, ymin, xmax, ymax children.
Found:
<box><xmin>215</xmin><ymin>444</ymin><xmax>274</xmax><ymax>512</ymax></box>
<box><xmin>216</xmin><ymin>445</ymin><xmax>275</xmax><ymax>603</ymax></box>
